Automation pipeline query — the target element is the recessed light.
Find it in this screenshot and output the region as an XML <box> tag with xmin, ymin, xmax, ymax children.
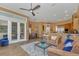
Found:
<box><xmin>53</xmin><ymin>14</ymin><xmax>56</xmax><ymax>16</ymax></box>
<box><xmin>65</xmin><ymin>14</ymin><xmax>69</xmax><ymax>17</ymax></box>
<box><xmin>64</xmin><ymin>10</ymin><xmax>68</xmax><ymax>14</ymax></box>
<box><xmin>52</xmin><ymin>3</ymin><xmax>56</xmax><ymax>7</ymax></box>
<box><xmin>36</xmin><ymin>12</ymin><xmax>39</xmax><ymax>14</ymax></box>
<box><xmin>74</xmin><ymin>7</ymin><xmax>77</xmax><ymax>13</ymax></box>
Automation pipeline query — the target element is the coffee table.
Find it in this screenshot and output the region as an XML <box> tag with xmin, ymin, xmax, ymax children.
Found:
<box><xmin>35</xmin><ymin>42</ymin><xmax>52</xmax><ymax>55</ymax></box>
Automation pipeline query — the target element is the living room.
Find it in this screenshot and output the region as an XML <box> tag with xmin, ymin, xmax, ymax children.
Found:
<box><xmin>0</xmin><ymin>3</ymin><xmax>79</xmax><ymax>56</ymax></box>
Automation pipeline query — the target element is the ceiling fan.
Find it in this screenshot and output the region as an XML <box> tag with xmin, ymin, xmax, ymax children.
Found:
<box><xmin>20</xmin><ymin>3</ymin><xmax>40</xmax><ymax>16</ymax></box>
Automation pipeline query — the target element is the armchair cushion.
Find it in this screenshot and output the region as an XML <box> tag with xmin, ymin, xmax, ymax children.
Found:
<box><xmin>1</xmin><ymin>39</ymin><xmax>9</xmax><ymax>46</ymax></box>
<box><xmin>0</xmin><ymin>37</ymin><xmax>9</xmax><ymax>46</ymax></box>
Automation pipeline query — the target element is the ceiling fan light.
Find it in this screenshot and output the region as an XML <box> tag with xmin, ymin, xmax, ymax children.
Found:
<box><xmin>30</xmin><ymin>10</ymin><xmax>33</xmax><ymax>12</ymax></box>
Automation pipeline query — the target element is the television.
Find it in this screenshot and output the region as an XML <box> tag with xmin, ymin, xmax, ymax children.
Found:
<box><xmin>65</xmin><ymin>29</ymin><xmax>68</xmax><ymax>32</ymax></box>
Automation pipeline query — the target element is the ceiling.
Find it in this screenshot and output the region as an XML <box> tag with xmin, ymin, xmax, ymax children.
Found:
<box><xmin>0</xmin><ymin>3</ymin><xmax>79</xmax><ymax>22</ymax></box>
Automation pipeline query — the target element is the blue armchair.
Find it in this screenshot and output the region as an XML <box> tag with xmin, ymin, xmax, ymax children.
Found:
<box><xmin>0</xmin><ymin>35</ymin><xmax>9</xmax><ymax>46</ymax></box>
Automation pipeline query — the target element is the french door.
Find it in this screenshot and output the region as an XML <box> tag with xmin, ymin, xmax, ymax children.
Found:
<box><xmin>20</xmin><ymin>23</ymin><xmax>25</xmax><ymax>40</ymax></box>
<box><xmin>11</xmin><ymin>22</ymin><xmax>18</xmax><ymax>41</ymax></box>
<box><xmin>11</xmin><ymin>22</ymin><xmax>25</xmax><ymax>43</ymax></box>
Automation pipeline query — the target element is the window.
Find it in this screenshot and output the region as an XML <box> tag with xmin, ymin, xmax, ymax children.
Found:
<box><xmin>56</xmin><ymin>26</ymin><xmax>64</xmax><ymax>33</ymax></box>
<box><xmin>0</xmin><ymin>20</ymin><xmax>8</xmax><ymax>39</ymax></box>
<box><xmin>0</xmin><ymin>25</ymin><xmax>7</xmax><ymax>33</ymax></box>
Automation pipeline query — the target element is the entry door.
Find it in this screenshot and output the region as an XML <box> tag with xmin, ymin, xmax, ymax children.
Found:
<box><xmin>11</xmin><ymin>22</ymin><xmax>18</xmax><ymax>41</ymax></box>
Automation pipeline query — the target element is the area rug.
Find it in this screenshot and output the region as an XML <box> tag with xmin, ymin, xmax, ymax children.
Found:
<box><xmin>20</xmin><ymin>42</ymin><xmax>51</xmax><ymax>56</ymax></box>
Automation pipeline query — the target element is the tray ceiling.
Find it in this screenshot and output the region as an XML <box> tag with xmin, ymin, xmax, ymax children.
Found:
<box><xmin>0</xmin><ymin>3</ymin><xmax>79</xmax><ymax>22</ymax></box>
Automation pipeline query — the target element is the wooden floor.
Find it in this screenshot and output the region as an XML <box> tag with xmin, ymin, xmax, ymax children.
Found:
<box><xmin>0</xmin><ymin>39</ymin><xmax>37</xmax><ymax>56</ymax></box>
<box><xmin>0</xmin><ymin>39</ymin><xmax>63</xmax><ymax>56</ymax></box>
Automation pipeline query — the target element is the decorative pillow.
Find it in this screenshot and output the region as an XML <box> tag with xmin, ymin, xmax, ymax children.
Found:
<box><xmin>63</xmin><ymin>39</ymin><xmax>74</xmax><ymax>52</ymax></box>
<box><xmin>64</xmin><ymin>42</ymin><xmax>72</xmax><ymax>47</ymax></box>
<box><xmin>64</xmin><ymin>39</ymin><xmax>73</xmax><ymax>44</ymax></box>
<box><xmin>51</xmin><ymin>36</ymin><xmax>57</xmax><ymax>40</ymax></box>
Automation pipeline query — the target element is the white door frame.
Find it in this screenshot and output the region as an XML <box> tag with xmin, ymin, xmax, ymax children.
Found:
<box><xmin>8</xmin><ymin>21</ymin><xmax>26</xmax><ymax>44</ymax></box>
<box><xmin>18</xmin><ymin>22</ymin><xmax>26</xmax><ymax>41</ymax></box>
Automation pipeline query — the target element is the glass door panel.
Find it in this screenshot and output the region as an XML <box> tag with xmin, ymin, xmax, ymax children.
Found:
<box><xmin>20</xmin><ymin>23</ymin><xmax>24</xmax><ymax>39</ymax></box>
<box><xmin>0</xmin><ymin>20</ymin><xmax>8</xmax><ymax>39</ymax></box>
<box><xmin>12</xmin><ymin>22</ymin><xmax>17</xmax><ymax>40</ymax></box>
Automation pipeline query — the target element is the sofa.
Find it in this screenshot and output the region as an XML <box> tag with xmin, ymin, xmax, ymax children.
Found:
<box><xmin>48</xmin><ymin>33</ymin><xmax>79</xmax><ymax>56</ymax></box>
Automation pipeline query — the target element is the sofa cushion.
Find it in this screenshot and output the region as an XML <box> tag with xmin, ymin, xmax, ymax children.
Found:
<box><xmin>50</xmin><ymin>35</ymin><xmax>58</xmax><ymax>46</ymax></box>
<box><xmin>48</xmin><ymin>47</ymin><xmax>79</xmax><ymax>56</ymax></box>
<box><xmin>72</xmin><ymin>40</ymin><xmax>79</xmax><ymax>54</ymax></box>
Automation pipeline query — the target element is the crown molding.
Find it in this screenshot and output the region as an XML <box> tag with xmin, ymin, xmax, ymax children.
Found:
<box><xmin>0</xmin><ymin>5</ymin><xmax>29</xmax><ymax>18</ymax></box>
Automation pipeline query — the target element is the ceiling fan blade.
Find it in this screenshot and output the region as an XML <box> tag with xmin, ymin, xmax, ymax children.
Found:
<box><xmin>32</xmin><ymin>5</ymin><xmax>40</xmax><ymax>10</ymax></box>
<box><xmin>32</xmin><ymin>12</ymin><xmax>35</xmax><ymax>16</ymax></box>
<box><xmin>20</xmin><ymin>8</ymin><xmax>30</xmax><ymax>11</ymax></box>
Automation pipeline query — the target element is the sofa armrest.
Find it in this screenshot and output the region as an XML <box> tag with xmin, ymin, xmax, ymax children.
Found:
<box><xmin>48</xmin><ymin>47</ymin><xmax>79</xmax><ymax>56</ymax></box>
